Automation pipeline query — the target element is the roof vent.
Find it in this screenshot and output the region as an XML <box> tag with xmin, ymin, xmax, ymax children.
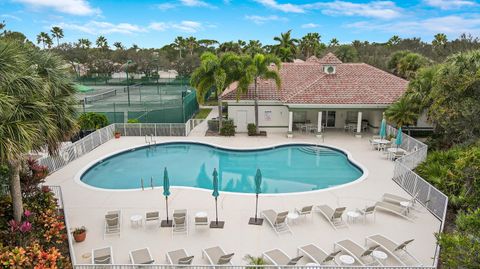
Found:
<box><xmin>323</xmin><ymin>65</ymin><xmax>336</xmax><ymax>74</ymax></box>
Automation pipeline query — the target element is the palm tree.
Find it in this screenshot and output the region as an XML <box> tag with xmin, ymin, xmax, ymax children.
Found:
<box><xmin>191</xmin><ymin>52</ymin><xmax>242</xmax><ymax>131</ymax></box>
<box><xmin>113</xmin><ymin>42</ymin><xmax>124</xmax><ymax>50</ymax></box>
<box><xmin>185</xmin><ymin>36</ymin><xmax>198</xmax><ymax>56</ymax></box>
<box><xmin>299</xmin><ymin>32</ymin><xmax>321</xmax><ymax>58</ymax></box>
<box><xmin>385</xmin><ymin>97</ymin><xmax>418</xmax><ymax>128</ymax></box>
<box><xmin>432</xmin><ymin>33</ymin><xmax>448</xmax><ymax>48</ymax></box>
<box><xmin>244</xmin><ymin>40</ymin><xmax>263</xmax><ymax>56</ymax></box>
<box><xmin>237</xmin><ymin>54</ymin><xmax>282</xmax><ymax>133</ymax></box>
<box><xmin>77</xmin><ymin>38</ymin><xmax>91</xmax><ymax>49</ymax></box>
<box><xmin>273</xmin><ymin>30</ymin><xmax>298</xmax><ymax>62</ymax></box>
<box><xmin>329</xmin><ymin>38</ymin><xmax>339</xmax><ymax>47</ymax></box>
<box><xmin>0</xmin><ymin>40</ymin><xmax>78</xmax><ymax>221</ymax></box>
<box><xmin>173</xmin><ymin>36</ymin><xmax>186</xmax><ymax>58</ymax></box>
<box><xmin>387</xmin><ymin>35</ymin><xmax>401</xmax><ymax>46</ymax></box>
<box><xmin>36</xmin><ymin>32</ymin><xmax>51</xmax><ymax>49</ymax></box>
<box><xmin>96</xmin><ymin>35</ymin><xmax>108</xmax><ymax>50</ymax></box>
<box><xmin>277</xmin><ymin>47</ymin><xmax>295</xmax><ymax>62</ymax></box>
<box><xmin>50</xmin><ymin>26</ymin><xmax>64</xmax><ymax>47</ymax></box>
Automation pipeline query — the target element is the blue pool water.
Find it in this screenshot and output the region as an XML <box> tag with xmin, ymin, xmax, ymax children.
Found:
<box><xmin>80</xmin><ymin>143</ymin><xmax>363</xmax><ymax>193</ymax></box>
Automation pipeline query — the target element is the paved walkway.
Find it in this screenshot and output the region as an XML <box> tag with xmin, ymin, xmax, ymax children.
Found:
<box><xmin>45</xmin><ymin>132</ymin><xmax>440</xmax><ymax>266</ymax></box>
<box><xmin>188</xmin><ymin>106</ymin><xmax>217</xmax><ymax>137</ymax></box>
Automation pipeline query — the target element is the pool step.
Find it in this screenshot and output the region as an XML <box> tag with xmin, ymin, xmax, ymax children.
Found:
<box><xmin>298</xmin><ymin>147</ymin><xmax>338</xmax><ymax>156</ymax></box>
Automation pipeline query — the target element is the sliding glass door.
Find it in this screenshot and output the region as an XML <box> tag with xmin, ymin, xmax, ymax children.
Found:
<box><xmin>321</xmin><ymin>111</ymin><xmax>336</xmax><ymax>127</ymax></box>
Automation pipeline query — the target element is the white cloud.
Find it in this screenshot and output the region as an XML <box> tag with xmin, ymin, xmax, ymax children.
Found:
<box><xmin>1</xmin><ymin>14</ymin><xmax>22</xmax><ymax>21</ymax></box>
<box><xmin>254</xmin><ymin>0</ymin><xmax>305</xmax><ymax>13</ymax></box>
<box><xmin>149</xmin><ymin>20</ymin><xmax>204</xmax><ymax>33</ymax></box>
<box><xmin>156</xmin><ymin>2</ymin><xmax>177</xmax><ymax>10</ymax></box>
<box><xmin>424</xmin><ymin>0</ymin><xmax>477</xmax><ymax>10</ymax></box>
<box><xmin>172</xmin><ymin>20</ymin><xmax>203</xmax><ymax>32</ymax></box>
<box><xmin>58</xmin><ymin>21</ymin><xmax>146</xmax><ymax>35</ymax></box>
<box><xmin>180</xmin><ymin>0</ymin><xmax>211</xmax><ymax>7</ymax></box>
<box><xmin>13</xmin><ymin>0</ymin><xmax>100</xmax><ymax>16</ymax></box>
<box><xmin>347</xmin><ymin>15</ymin><xmax>480</xmax><ymax>36</ymax></box>
<box><xmin>254</xmin><ymin>0</ymin><xmax>402</xmax><ymax>19</ymax></box>
<box><xmin>301</xmin><ymin>23</ymin><xmax>320</xmax><ymax>28</ymax></box>
<box><xmin>245</xmin><ymin>15</ymin><xmax>286</xmax><ymax>24</ymax></box>
<box><xmin>148</xmin><ymin>22</ymin><xmax>169</xmax><ymax>31</ymax></box>
<box><xmin>309</xmin><ymin>1</ymin><xmax>402</xmax><ymax>20</ymax></box>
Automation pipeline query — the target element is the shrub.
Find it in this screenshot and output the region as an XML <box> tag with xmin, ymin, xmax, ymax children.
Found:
<box><xmin>247</xmin><ymin>123</ymin><xmax>256</xmax><ymax>136</ymax></box>
<box><xmin>220</xmin><ymin>120</ymin><xmax>235</xmax><ymax>136</ymax></box>
<box><xmin>78</xmin><ymin>112</ymin><xmax>109</xmax><ymax>130</ymax></box>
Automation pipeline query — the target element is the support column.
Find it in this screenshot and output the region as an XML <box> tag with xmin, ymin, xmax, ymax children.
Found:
<box><xmin>316</xmin><ymin>111</ymin><xmax>323</xmax><ymax>138</ymax></box>
<box><xmin>356</xmin><ymin>111</ymin><xmax>363</xmax><ymax>138</ymax></box>
<box><xmin>287</xmin><ymin>111</ymin><xmax>293</xmax><ymax>138</ymax></box>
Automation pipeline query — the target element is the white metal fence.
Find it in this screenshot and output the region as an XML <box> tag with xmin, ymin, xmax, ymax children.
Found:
<box><xmin>37</xmin><ymin>125</ymin><xmax>115</xmax><ymax>173</ymax></box>
<box><xmin>35</xmin><ymin>120</ymin><xmax>203</xmax><ymax>173</ymax></box>
<box><xmin>45</xmin><ymin>185</ymin><xmax>77</xmax><ymax>265</ymax></box>
<box><xmin>386</xmin><ymin>125</ymin><xmax>448</xmax><ymax>268</ymax></box>
<box><xmin>73</xmin><ymin>265</ymin><xmax>434</xmax><ymax>269</ymax></box>
<box><xmin>115</xmin><ymin>123</ymin><xmax>187</xmax><ymax>136</ymax></box>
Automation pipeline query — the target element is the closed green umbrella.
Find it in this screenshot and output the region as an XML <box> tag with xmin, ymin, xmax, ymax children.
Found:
<box><xmin>161</xmin><ymin>167</ymin><xmax>172</xmax><ymax>227</ymax></box>
<box><xmin>249</xmin><ymin>169</ymin><xmax>264</xmax><ymax>225</ymax></box>
<box><xmin>396</xmin><ymin>127</ymin><xmax>403</xmax><ymax>148</ymax></box>
<box><xmin>210</xmin><ymin>168</ymin><xmax>224</xmax><ymax>228</ymax></box>
<box><xmin>379</xmin><ymin>116</ymin><xmax>387</xmax><ymax>140</ymax></box>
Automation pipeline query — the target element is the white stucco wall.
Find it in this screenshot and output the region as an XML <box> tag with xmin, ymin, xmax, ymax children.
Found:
<box><xmin>227</xmin><ymin>105</ymin><xmax>289</xmax><ymax>133</ymax></box>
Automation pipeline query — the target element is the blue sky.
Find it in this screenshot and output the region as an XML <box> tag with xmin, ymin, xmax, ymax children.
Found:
<box><xmin>1</xmin><ymin>0</ymin><xmax>480</xmax><ymax>48</ymax></box>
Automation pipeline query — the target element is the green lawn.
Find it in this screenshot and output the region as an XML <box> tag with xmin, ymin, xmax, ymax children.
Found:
<box><xmin>194</xmin><ymin>108</ymin><xmax>212</xmax><ymax>119</ymax></box>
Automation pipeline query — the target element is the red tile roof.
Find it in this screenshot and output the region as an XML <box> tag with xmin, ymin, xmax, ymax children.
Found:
<box><xmin>222</xmin><ymin>56</ymin><xmax>408</xmax><ymax>105</ymax></box>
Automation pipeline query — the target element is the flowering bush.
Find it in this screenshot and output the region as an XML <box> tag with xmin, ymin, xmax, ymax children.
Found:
<box><xmin>0</xmin><ymin>243</ymin><xmax>69</xmax><ymax>269</ymax></box>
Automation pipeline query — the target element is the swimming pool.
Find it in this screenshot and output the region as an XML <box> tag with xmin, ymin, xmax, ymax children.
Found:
<box><xmin>80</xmin><ymin>142</ymin><xmax>364</xmax><ymax>193</ymax></box>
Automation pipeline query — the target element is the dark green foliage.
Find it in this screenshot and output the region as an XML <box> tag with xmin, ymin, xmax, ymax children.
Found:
<box><xmin>334</xmin><ymin>45</ymin><xmax>358</xmax><ymax>62</ymax></box>
<box><xmin>247</xmin><ymin>123</ymin><xmax>256</xmax><ymax>136</ymax></box>
<box><xmin>78</xmin><ymin>112</ymin><xmax>109</xmax><ymax>130</ymax></box>
<box><xmin>436</xmin><ymin>209</ymin><xmax>480</xmax><ymax>268</ymax></box>
<box><xmin>220</xmin><ymin>119</ymin><xmax>235</xmax><ymax>136</ymax></box>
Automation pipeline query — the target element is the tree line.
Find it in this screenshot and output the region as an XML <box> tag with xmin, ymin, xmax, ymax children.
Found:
<box><xmin>2</xmin><ymin>22</ymin><xmax>480</xmax><ymax>80</ymax></box>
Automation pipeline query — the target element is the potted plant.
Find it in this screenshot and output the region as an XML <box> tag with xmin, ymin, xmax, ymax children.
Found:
<box><xmin>114</xmin><ymin>131</ymin><xmax>121</xmax><ymax>139</ymax></box>
<box><xmin>73</xmin><ymin>226</ymin><xmax>87</xmax><ymax>242</ymax></box>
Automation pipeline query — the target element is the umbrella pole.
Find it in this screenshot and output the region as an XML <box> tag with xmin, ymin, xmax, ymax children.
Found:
<box><xmin>215</xmin><ymin>197</ymin><xmax>218</xmax><ymax>225</ymax></box>
<box><xmin>255</xmin><ymin>194</ymin><xmax>258</xmax><ymax>221</ymax></box>
<box><xmin>166</xmin><ymin>196</ymin><xmax>169</xmax><ymax>223</ymax></box>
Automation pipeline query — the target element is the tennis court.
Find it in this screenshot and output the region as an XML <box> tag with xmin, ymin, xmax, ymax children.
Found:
<box><xmin>75</xmin><ymin>83</ymin><xmax>199</xmax><ymax>124</ymax></box>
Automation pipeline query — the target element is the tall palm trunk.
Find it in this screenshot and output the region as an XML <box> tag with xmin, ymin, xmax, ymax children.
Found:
<box><xmin>218</xmin><ymin>95</ymin><xmax>223</xmax><ymax>132</ymax></box>
<box><xmin>9</xmin><ymin>159</ymin><xmax>23</xmax><ymax>222</ymax></box>
<box><xmin>254</xmin><ymin>77</ymin><xmax>259</xmax><ymax>134</ymax></box>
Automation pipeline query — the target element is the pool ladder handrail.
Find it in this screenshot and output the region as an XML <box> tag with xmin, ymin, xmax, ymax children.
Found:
<box><xmin>145</xmin><ymin>134</ymin><xmax>156</xmax><ymax>146</ymax></box>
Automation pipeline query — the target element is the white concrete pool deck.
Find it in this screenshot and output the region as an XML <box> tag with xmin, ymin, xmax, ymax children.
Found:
<box><xmin>45</xmin><ymin>131</ymin><xmax>441</xmax><ymax>266</ymax></box>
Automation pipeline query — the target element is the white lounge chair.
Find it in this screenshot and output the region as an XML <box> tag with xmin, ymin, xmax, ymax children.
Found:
<box><xmin>263</xmin><ymin>249</ymin><xmax>303</xmax><ymax>267</ymax></box>
<box><xmin>202</xmin><ymin>246</ymin><xmax>234</xmax><ymax>265</ymax></box>
<box><xmin>261</xmin><ymin>209</ymin><xmax>291</xmax><ymax>235</ymax></box>
<box><xmin>375</xmin><ymin>201</ymin><xmax>413</xmax><ymax>221</ymax></box>
<box><xmin>315</xmin><ymin>205</ymin><xmax>347</xmax><ymax>229</ymax></box>
<box><xmin>129</xmin><ymin>247</ymin><xmax>154</xmax><ymax>264</ymax></box>
<box><xmin>357</xmin><ymin>205</ymin><xmax>376</xmax><ymax>223</ymax></box>
<box><xmin>145</xmin><ymin>211</ymin><xmax>160</xmax><ymax>226</ymax></box>
<box><xmin>166</xmin><ymin>249</ymin><xmax>194</xmax><ymax>265</ymax></box>
<box><xmin>297</xmin><ymin>244</ymin><xmax>340</xmax><ymax>265</ymax></box>
<box><xmin>334</xmin><ymin>239</ymin><xmax>380</xmax><ymax>266</ymax></box>
<box><xmin>104</xmin><ymin>210</ymin><xmax>121</xmax><ymax>238</ymax></box>
<box><xmin>194</xmin><ymin>213</ymin><xmax>209</xmax><ymax>230</ymax></box>
<box><xmin>366</xmin><ymin>234</ymin><xmax>422</xmax><ymax>266</ymax></box>
<box><xmin>172</xmin><ymin>209</ymin><xmax>188</xmax><ymax>235</ymax></box>
<box><xmin>383</xmin><ymin>193</ymin><xmax>418</xmax><ymax>207</ymax></box>
<box><xmin>92</xmin><ymin>246</ymin><xmax>113</xmax><ymax>264</ymax></box>
<box><xmin>295</xmin><ymin>205</ymin><xmax>313</xmax><ymax>219</ymax></box>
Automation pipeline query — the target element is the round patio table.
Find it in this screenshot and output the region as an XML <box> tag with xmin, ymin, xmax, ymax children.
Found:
<box><xmin>339</xmin><ymin>254</ymin><xmax>355</xmax><ymax>265</ymax></box>
<box><xmin>130</xmin><ymin>214</ymin><xmax>143</xmax><ymax>228</ymax></box>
